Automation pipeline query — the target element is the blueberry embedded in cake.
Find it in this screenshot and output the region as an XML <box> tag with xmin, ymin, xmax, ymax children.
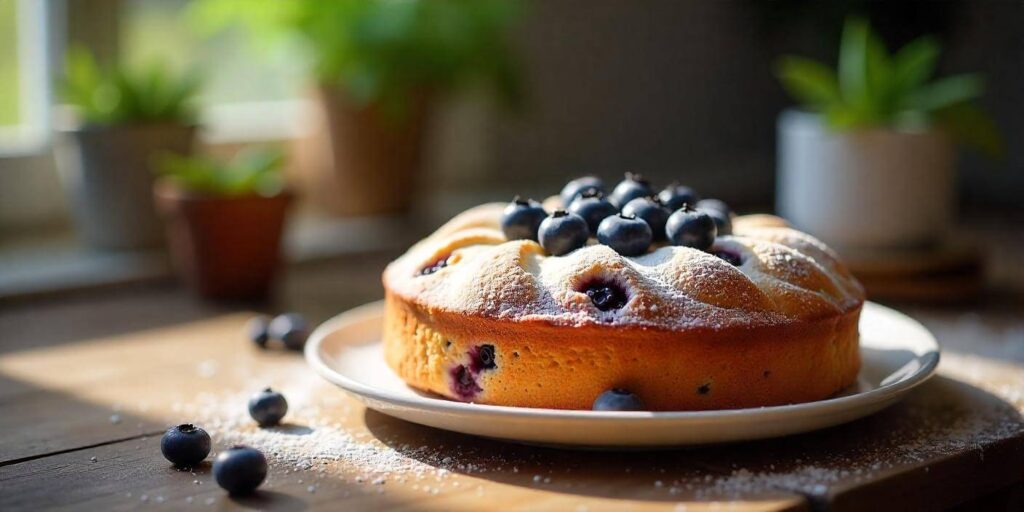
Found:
<box><xmin>382</xmin><ymin>175</ymin><xmax>865</xmax><ymax>411</ymax></box>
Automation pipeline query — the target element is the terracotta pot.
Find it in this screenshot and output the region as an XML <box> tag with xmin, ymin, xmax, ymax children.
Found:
<box><xmin>155</xmin><ymin>181</ymin><xmax>293</xmax><ymax>300</ymax></box>
<box><xmin>294</xmin><ymin>87</ymin><xmax>430</xmax><ymax>217</ymax></box>
<box><xmin>55</xmin><ymin>122</ymin><xmax>196</xmax><ymax>250</ymax></box>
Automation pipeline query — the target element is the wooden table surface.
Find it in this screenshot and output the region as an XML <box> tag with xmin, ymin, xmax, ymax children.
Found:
<box><xmin>1</xmin><ymin>252</ymin><xmax>1023</xmax><ymax>511</ymax></box>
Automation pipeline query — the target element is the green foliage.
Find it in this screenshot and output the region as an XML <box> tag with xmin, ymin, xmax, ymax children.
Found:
<box><xmin>59</xmin><ymin>45</ymin><xmax>201</xmax><ymax>126</ymax></box>
<box><xmin>189</xmin><ymin>0</ymin><xmax>522</xmax><ymax>119</ymax></box>
<box><xmin>159</xmin><ymin>147</ymin><xmax>285</xmax><ymax>196</ymax></box>
<box><xmin>776</xmin><ymin>17</ymin><xmax>1002</xmax><ymax>156</ymax></box>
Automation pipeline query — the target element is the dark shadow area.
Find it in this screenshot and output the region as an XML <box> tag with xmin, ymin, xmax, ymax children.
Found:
<box><xmin>365</xmin><ymin>375</ymin><xmax>1024</xmax><ymax>506</ymax></box>
<box><xmin>230</xmin><ymin>490</ymin><xmax>309</xmax><ymax>512</ymax></box>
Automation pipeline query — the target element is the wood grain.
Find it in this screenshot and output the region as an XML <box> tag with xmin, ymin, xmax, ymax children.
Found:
<box><xmin>1</xmin><ymin>308</ymin><xmax>1022</xmax><ymax>511</ymax></box>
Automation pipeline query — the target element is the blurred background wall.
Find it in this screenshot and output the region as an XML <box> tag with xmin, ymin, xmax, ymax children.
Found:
<box><xmin>0</xmin><ymin>0</ymin><xmax>1020</xmax><ymax>236</ymax></box>
<box><xmin>430</xmin><ymin>0</ymin><xmax>1022</xmax><ymax>213</ymax></box>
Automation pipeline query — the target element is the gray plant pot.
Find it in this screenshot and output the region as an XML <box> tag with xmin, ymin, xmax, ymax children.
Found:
<box><xmin>55</xmin><ymin>122</ymin><xmax>196</xmax><ymax>251</ymax></box>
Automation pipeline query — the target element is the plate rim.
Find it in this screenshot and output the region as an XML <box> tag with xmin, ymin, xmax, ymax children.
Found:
<box><xmin>305</xmin><ymin>300</ymin><xmax>940</xmax><ymax>422</ymax></box>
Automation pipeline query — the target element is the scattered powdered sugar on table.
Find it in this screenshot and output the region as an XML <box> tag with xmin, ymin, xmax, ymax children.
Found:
<box><xmin>161</xmin><ymin>348</ymin><xmax>1023</xmax><ymax>502</ymax></box>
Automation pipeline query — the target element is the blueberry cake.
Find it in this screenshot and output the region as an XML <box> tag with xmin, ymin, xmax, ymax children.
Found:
<box><xmin>383</xmin><ymin>175</ymin><xmax>864</xmax><ymax>411</ymax></box>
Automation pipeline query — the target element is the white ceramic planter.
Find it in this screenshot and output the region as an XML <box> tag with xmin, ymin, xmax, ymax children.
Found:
<box><xmin>776</xmin><ymin>110</ymin><xmax>954</xmax><ymax>252</ymax></box>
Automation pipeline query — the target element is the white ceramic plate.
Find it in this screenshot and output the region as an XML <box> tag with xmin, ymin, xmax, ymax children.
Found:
<box><xmin>306</xmin><ymin>301</ymin><xmax>939</xmax><ymax>448</ymax></box>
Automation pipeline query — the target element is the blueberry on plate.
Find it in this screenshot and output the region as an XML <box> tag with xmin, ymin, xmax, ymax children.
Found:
<box><xmin>246</xmin><ymin>316</ymin><xmax>271</xmax><ymax>349</ymax></box>
<box><xmin>666</xmin><ymin>205</ymin><xmax>717</xmax><ymax>251</ymax></box>
<box><xmin>568</xmin><ymin>191</ymin><xmax>618</xmax><ymax>234</ymax></box>
<box><xmin>621</xmin><ymin>197</ymin><xmax>670</xmax><ymax>241</ymax></box>
<box><xmin>500</xmin><ymin>197</ymin><xmax>547</xmax><ymax>241</ymax></box>
<box><xmin>248</xmin><ymin>388</ymin><xmax>289</xmax><ymax>427</ymax></box>
<box><xmin>213</xmin><ymin>445</ymin><xmax>268</xmax><ymax>495</ymax></box>
<box><xmin>538</xmin><ymin>210</ymin><xmax>589</xmax><ymax>256</ymax></box>
<box><xmin>268</xmin><ymin>313</ymin><xmax>309</xmax><ymax>351</ymax></box>
<box><xmin>597</xmin><ymin>214</ymin><xmax>653</xmax><ymax>256</ymax></box>
<box><xmin>160</xmin><ymin>423</ymin><xmax>212</xmax><ymax>468</ymax></box>
<box><xmin>608</xmin><ymin>173</ymin><xmax>653</xmax><ymax>209</ymax></box>
<box><xmin>658</xmin><ymin>183</ymin><xmax>700</xmax><ymax>211</ymax></box>
<box><xmin>560</xmin><ymin>176</ymin><xmax>605</xmax><ymax>206</ymax></box>
<box><xmin>592</xmin><ymin>389</ymin><xmax>644</xmax><ymax>411</ymax></box>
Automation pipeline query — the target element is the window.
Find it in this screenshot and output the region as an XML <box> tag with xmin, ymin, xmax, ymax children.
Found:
<box><xmin>0</xmin><ymin>0</ymin><xmax>51</xmax><ymax>154</ymax></box>
<box><xmin>0</xmin><ymin>0</ymin><xmax>313</xmax><ymax>230</ymax></box>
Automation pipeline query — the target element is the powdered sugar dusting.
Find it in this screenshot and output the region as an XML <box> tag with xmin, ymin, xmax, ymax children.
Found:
<box><xmin>384</xmin><ymin>203</ymin><xmax>864</xmax><ymax>332</ymax></box>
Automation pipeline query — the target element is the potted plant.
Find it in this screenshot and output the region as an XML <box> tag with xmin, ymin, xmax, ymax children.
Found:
<box><xmin>55</xmin><ymin>45</ymin><xmax>200</xmax><ymax>250</ymax></box>
<box><xmin>190</xmin><ymin>0</ymin><xmax>521</xmax><ymax>216</ymax></box>
<box><xmin>775</xmin><ymin>17</ymin><xmax>1001</xmax><ymax>252</ymax></box>
<box><xmin>155</xmin><ymin>147</ymin><xmax>292</xmax><ymax>300</ymax></box>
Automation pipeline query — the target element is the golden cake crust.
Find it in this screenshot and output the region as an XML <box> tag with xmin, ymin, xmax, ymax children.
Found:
<box><xmin>382</xmin><ymin>203</ymin><xmax>865</xmax><ymax>410</ymax></box>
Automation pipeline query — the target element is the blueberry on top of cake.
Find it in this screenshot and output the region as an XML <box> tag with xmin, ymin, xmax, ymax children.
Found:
<box><xmin>382</xmin><ymin>175</ymin><xmax>864</xmax><ymax>411</ymax></box>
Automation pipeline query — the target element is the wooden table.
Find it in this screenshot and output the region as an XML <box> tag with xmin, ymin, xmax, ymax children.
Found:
<box><xmin>1</xmin><ymin>253</ymin><xmax>1023</xmax><ymax>511</ymax></box>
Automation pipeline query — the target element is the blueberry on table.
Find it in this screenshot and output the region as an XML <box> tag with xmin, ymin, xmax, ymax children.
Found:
<box><xmin>538</xmin><ymin>210</ymin><xmax>589</xmax><ymax>256</ymax></box>
<box><xmin>560</xmin><ymin>176</ymin><xmax>605</xmax><ymax>206</ymax></box>
<box><xmin>597</xmin><ymin>214</ymin><xmax>653</xmax><ymax>256</ymax></box>
<box><xmin>213</xmin><ymin>445</ymin><xmax>268</xmax><ymax>495</ymax></box>
<box><xmin>608</xmin><ymin>173</ymin><xmax>653</xmax><ymax>209</ymax></box>
<box><xmin>268</xmin><ymin>313</ymin><xmax>309</xmax><ymax>351</ymax></box>
<box><xmin>592</xmin><ymin>389</ymin><xmax>644</xmax><ymax>411</ymax></box>
<box><xmin>501</xmin><ymin>197</ymin><xmax>548</xmax><ymax>241</ymax></box>
<box><xmin>160</xmin><ymin>424</ymin><xmax>212</xmax><ymax>468</ymax></box>
<box><xmin>666</xmin><ymin>205</ymin><xmax>717</xmax><ymax>251</ymax></box>
<box><xmin>621</xmin><ymin>197</ymin><xmax>671</xmax><ymax>240</ymax></box>
<box><xmin>658</xmin><ymin>183</ymin><xmax>700</xmax><ymax>211</ymax></box>
<box><xmin>248</xmin><ymin>388</ymin><xmax>289</xmax><ymax>427</ymax></box>
<box><xmin>246</xmin><ymin>316</ymin><xmax>271</xmax><ymax>349</ymax></box>
<box><xmin>568</xmin><ymin>191</ymin><xmax>618</xmax><ymax>234</ymax></box>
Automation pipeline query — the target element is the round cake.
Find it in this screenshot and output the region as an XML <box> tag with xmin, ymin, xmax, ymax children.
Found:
<box><xmin>382</xmin><ymin>190</ymin><xmax>864</xmax><ymax>411</ymax></box>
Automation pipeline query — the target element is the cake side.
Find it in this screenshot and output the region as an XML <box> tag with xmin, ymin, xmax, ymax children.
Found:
<box><xmin>383</xmin><ymin>291</ymin><xmax>862</xmax><ymax>410</ymax></box>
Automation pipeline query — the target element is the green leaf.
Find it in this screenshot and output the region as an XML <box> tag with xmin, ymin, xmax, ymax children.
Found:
<box><xmin>838</xmin><ymin>16</ymin><xmax>871</xmax><ymax>109</ymax></box>
<box><xmin>864</xmin><ymin>27</ymin><xmax>893</xmax><ymax>119</ymax></box>
<box><xmin>775</xmin><ymin>56</ymin><xmax>841</xmax><ymax>108</ymax></box>
<box><xmin>891</xmin><ymin>36</ymin><xmax>940</xmax><ymax>94</ymax></box>
<box><xmin>934</xmin><ymin>103</ymin><xmax>1004</xmax><ymax>158</ymax></box>
<box><xmin>902</xmin><ymin>74</ymin><xmax>984</xmax><ymax>112</ymax></box>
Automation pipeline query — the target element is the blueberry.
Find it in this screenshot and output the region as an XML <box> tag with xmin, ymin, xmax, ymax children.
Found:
<box><xmin>597</xmin><ymin>214</ymin><xmax>652</xmax><ymax>256</ymax></box>
<box><xmin>268</xmin><ymin>313</ymin><xmax>309</xmax><ymax>351</ymax></box>
<box><xmin>582</xmin><ymin>281</ymin><xmax>629</xmax><ymax>311</ymax></box>
<box><xmin>538</xmin><ymin>210</ymin><xmax>589</xmax><ymax>256</ymax></box>
<box><xmin>213</xmin><ymin>445</ymin><xmax>268</xmax><ymax>495</ymax></box>
<box><xmin>666</xmin><ymin>205</ymin><xmax>717</xmax><ymax>250</ymax></box>
<box><xmin>248</xmin><ymin>388</ymin><xmax>288</xmax><ymax>427</ymax></box>
<box><xmin>560</xmin><ymin>176</ymin><xmax>605</xmax><ymax>206</ymax></box>
<box><xmin>658</xmin><ymin>183</ymin><xmax>700</xmax><ymax>211</ymax></box>
<box><xmin>160</xmin><ymin>423</ymin><xmax>212</xmax><ymax>468</ymax></box>
<box><xmin>621</xmin><ymin>197</ymin><xmax>671</xmax><ymax>241</ymax></box>
<box><xmin>247</xmin><ymin>316</ymin><xmax>270</xmax><ymax>349</ymax></box>
<box><xmin>568</xmin><ymin>191</ymin><xmax>618</xmax><ymax>234</ymax></box>
<box><xmin>703</xmin><ymin>208</ymin><xmax>732</xmax><ymax>236</ymax></box>
<box><xmin>470</xmin><ymin>344</ymin><xmax>497</xmax><ymax>372</ymax></box>
<box><xmin>592</xmin><ymin>389</ymin><xmax>644</xmax><ymax>411</ymax></box>
<box><xmin>696</xmin><ymin>198</ymin><xmax>731</xmax><ymax>217</ymax></box>
<box><xmin>500</xmin><ymin>197</ymin><xmax>547</xmax><ymax>241</ymax></box>
<box><xmin>711</xmin><ymin>249</ymin><xmax>743</xmax><ymax>266</ymax></box>
<box><xmin>450</xmin><ymin>365</ymin><xmax>482</xmax><ymax>400</ymax></box>
<box><xmin>608</xmin><ymin>173</ymin><xmax>653</xmax><ymax>209</ymax></box>
<box><xmin>418</xmin><ymin>256</ymin><xmax>449</xmax><ymax>276</ymax></box>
